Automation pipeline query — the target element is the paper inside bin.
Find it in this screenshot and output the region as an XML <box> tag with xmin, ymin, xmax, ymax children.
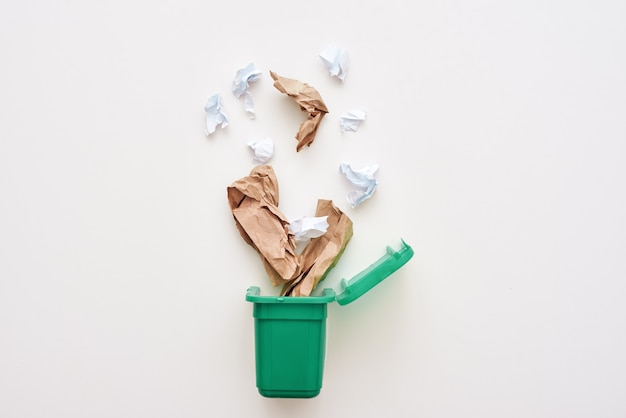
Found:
<box><xmin>228</xmin><ymin>165</ymin><xmax>352</xmax><ymax>296</ymax></box>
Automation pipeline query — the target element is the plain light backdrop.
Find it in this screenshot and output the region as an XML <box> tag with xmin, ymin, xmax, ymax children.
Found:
<box><xmin>1</xmin><ymin>1</ymin><xmax>625</xmax><ymax>417</ymax></box>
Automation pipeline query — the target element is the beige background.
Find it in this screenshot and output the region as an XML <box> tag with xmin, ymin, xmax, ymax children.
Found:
<box><xmin>1</xmin><ymin>0</ymin><xmax>625</xmax><ymax>417</ymax></box>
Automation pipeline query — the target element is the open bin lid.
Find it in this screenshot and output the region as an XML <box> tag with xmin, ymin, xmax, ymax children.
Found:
<box><xmin>335</xmin><ymin>239</ymin><xmax>414</xmax><ymax>306</ymax></box>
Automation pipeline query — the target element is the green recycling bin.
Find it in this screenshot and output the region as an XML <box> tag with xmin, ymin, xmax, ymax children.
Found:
<box><xmin>246</xmin><ymin>240</ymin><xmax>414</xmax><ymax>398</ymax></box>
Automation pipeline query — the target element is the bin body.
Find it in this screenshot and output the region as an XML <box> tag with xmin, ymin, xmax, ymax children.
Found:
<box><xmin>247</xmin><ymin>287</ymin><xmax>336</xmax><ymax>398</ymax></box>
<box><xmin>252</xmin><ymin>302</ymin><xmax>328</xmax><ymax>397</ymax></box>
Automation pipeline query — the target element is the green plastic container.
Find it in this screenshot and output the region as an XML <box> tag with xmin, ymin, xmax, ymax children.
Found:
<box><xmin>246</xmin><ymin>240</ymin><xmax>414</xmax><ymax>398</ymax></box>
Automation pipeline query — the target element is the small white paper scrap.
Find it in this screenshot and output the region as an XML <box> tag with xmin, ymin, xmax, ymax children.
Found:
<box><xmin>232</xmin><ymin>63</ymin><xmax>262</xmax><ymax>118</ymax></box>
<box><xmin>288</xmin><ymin>216</ymin><xmax>329</xmax><ymax>245</ymax></box>
<box><xmin>319</xmin><ymin>45</ymin><xmax>350</xmax><ymax>81</ymax></box>
<box><xmin>247</xmin><ymin>137</ymin><xmax>274</xmax><ymax>163</ymax></box>
<box><xmin>339</xmin><ymin>109</ymin><xmax>367</xmax><ymax>132</ymax></box>
<box><xmin>339</xmin><ymin>162</ymin><xmax>379</xmax><ymax>207</ymax></box>
<box><xmin>204</xmin><ymin>93</ymin><xmax>229</xmax><ymax>135</ymax></box>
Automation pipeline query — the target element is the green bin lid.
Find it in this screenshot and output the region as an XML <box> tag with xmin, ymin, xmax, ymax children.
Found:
<box><xmin>335</xmin><ymin>239</ymin><xmax>414</xmax><ymax>306</ymax></box>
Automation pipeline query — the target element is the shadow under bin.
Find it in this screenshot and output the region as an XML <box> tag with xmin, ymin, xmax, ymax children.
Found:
<box><xmin>246</xmin><ymin>240</ymin><xmax>414</xmax><ymax>398</ymax></box>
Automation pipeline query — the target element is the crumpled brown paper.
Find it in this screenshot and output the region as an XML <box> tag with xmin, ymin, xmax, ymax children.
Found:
<box><xmin>281</xmin><ymin>199</ymin><xmax>353</xmax><ymax>297</ymax></box>
<box><xmin>270</xmin><ymin>71</ymin><xmax>329</xmax><ymax>152</ymax></box>
<box><xmin>227</xmin><ymin>164</ymin><xmax>300</xmax><ymax>286</ymax></box>
<box><xmin>227</xmin><ymin>165</ymin><xmax>353</xmax><ymax>296</ymax></box>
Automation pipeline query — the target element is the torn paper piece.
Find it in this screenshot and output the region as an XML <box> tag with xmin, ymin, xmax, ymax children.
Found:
<box><xmin>270</xmin><ymin>71</ymin><xmax>329</xmax><ymax>151</ymax></box>
<box><xmin>232</xmin><ymin>63</ymin><xmax>262</xmax><ymax>118</ymax></box>
<box><xmin>339</xmin><ymin>162</ymin><xmax>379</xmax><ymax>207</ymax></box>
<box><xmin>227</xmin><ymin>165</ymin><xmax>300</xmax><ymax>287</ymax></box>
<box><xmin>204</xmin><ymin>93</ymin><xmax>229</xmax><ymax>135</ymax></box>
<box><xmin>281</xmin><ymin>200</ymin><xmax>353</xmax><ymax>297</ymax></box>
<box><xmin>247</xmin><ymin>137</ymin><xmax>274</xmax><ymax>163</ymax></box>
<box><xmin>288</xmin><ymin>216</ymin><xmax>329</xmax><ymax>245</ymax></box>
<box><xmin>339</xmin><ymin>109</ymin><xmax>367</xmax><ymax>132</ymax></box>
<box><xmin>319</xmin><ymin>45</ymin><xmax>350</xmax><ymax>81</ymax></box>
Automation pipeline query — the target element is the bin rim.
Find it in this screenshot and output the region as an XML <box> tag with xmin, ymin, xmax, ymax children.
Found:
<box><xmin>246</xmin><ymin>286</ymin><xmax>336</xmax><ymax>304</ymax></box>
<box><xmin>245</xmin><ymin>239</ymin><xmax>414</xmax><ymax>306</ymax></box>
